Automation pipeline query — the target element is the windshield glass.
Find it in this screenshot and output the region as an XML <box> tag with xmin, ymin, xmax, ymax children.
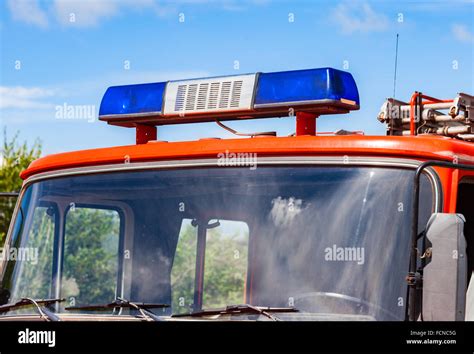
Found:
<box><xmin>0</xmin><ymin>165</ymin><xmax>435</xmax><ymax>320</ymax></box>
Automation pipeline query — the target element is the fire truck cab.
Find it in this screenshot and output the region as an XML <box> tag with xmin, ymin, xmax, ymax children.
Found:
<box><xmin>1</xmin><ymin>68</ymin><xmax>473</xmax><ymax>322</ymax></box>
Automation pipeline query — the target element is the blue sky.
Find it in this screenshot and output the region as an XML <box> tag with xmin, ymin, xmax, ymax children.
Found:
<box><xmin>1</xmin><ymin>0</ymin><xmax>473</xmax><ymax>155</ymax></box>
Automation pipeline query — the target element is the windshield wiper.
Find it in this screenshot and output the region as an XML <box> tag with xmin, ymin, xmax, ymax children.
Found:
<box><xmin>0</xmin><ymin>298</ymin><xmax>64</xmax><ymax>321</ymax></box>
<box><xmin>173</xmin><ymin>304</ymin><xmax>298</xmax><ymax>321</ymax></box>
<box><xmin>65</xmin><ymin>297</ymin><xmax>169</xmax><ymax>321</ymax></box>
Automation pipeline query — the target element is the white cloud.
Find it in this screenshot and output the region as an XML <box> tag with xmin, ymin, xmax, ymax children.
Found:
<box><xmin>7</xmin><ymin>0</ymin><xmax>163</xmax><ymax>28</ymax></box>
<box><xmin>51</xmin><ymin>0</ymin><xmax>256</xmax><ymax>26</ymax></box>
<box><xmin>332</xmin><ymin>1</ymin><xmax>388</xmax><ymax>34</ymax></box>
<box><xmin>6</xmin><ymin>0</ymin><xmax>48</xmax><ymax>28</ymax></box>
<box><xmin>6</xmin><ymin>0</ymin><xmax>269</xmax><ymax>28</ymax></box>
<box><xmin>53</xmin><ymin>0</ymin><xmax>121</xmax><ymax>27</ymax></box>
<box><xmin>452</xmin><ymin>24</ymin><xmax>474</xmax><ymax>43</ymax></box>
<box><xmin>0</xmin><ymin>86</ymin><xmax>55</xmax><ymax>109</ymax></box>
<box><xmin>0</xmin><ymin>71</ymin><xmax>210</xmax><ymax>125</ymax></box>
<box><xmin>52</xmin><ymin>0</ymin><xmax>193</xmax><ymax>27</ymax></box>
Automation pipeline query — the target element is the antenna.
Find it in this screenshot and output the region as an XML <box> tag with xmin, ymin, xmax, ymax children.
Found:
<box><xmin>393</xmin><ymin>33</ymin><xmax>399</xmax><ymax>98</ymax></box>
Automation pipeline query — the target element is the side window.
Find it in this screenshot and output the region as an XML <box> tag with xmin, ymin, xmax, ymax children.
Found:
<box><xmin>62</xmin><ymin>207</ymin><xmax>120</xmax><ymax>306</ymax></box>
<box><xmin>456</xmin><ymin>180</ymin><xmax>474</xmax><ymax>292</ymax></box>
<box><xmin>13</xmin><ymin>205</ymin><xmax>56</xmax><ymax>299</ymax></box>
<box><xmin>417</xmin><ymin>174</ymin><xmax>436</xmax><ymax>269</ymax></box>
<box><xmin>203</xmin><ymin>220</ymin><xmax>249</xmax><ymax>309</ymax></box>
<box><xmin>419</xmin><ymin>173</ymin><xmax>436</xmax><ymax>232</ymax></box>
<box><xmin>171</xmin><ymin>218</ymin><xmax>197</xmax><ymax>313</ymax></box>
<box><xmin>0</xmin><ymin>194</ymin><xmax>18</xmax><ymax>243</ymax></box>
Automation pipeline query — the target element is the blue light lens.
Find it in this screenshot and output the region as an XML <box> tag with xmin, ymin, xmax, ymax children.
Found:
<box><xmin>99</xmin><ymin>82</ymin><xmax>166</xmax><ymax>117</ymax></box>
<box><xmin>254</xmin><ymin>68</ymin><xmax>359</xmax><ymax>106</ymax></box>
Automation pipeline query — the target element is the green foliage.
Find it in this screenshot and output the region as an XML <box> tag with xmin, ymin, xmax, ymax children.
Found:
<box><xmin>0</xmin><ymin>130</ymin><xmax>42</xmax><ymax>244</ymax></box>
<box><xmin>14</xmin><ymin>207</ymin><xmax>54</xmax><ymax>299</ymax></box>
<box><xmin>18</xmin><ymin>212</ymin><xmax>248</xmax><ymax>311</ymax></box>
<box><xmin>11</xmin><ymin>207</ymin><xmax>119</xmax><ymax>308</ymax></box>
<box><xmin>62</xmin><ymin>208</ymin><xmax>120</xmax><ymax>305</ymax></box>
<box><xmin>203</xmin><ymin>227</ymin><xmax>248</xmax><ymax>308</ymax></box>
<box><xmin>171</xmin><ymin>222</ymin><xmax>249</xmax><ymax>313</ymax></box>
<box><xmin>171</xmin><ymin>224</ymin><xmax>197</xmax><ymax>312</ymax></box>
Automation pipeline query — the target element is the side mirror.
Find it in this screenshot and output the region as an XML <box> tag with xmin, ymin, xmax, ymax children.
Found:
<box><xmin>422</xmin><ymin>213</ymin><xmax>467</xmax><ymax>321</ymax></box>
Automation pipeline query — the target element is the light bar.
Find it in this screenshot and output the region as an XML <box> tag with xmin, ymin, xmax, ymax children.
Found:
<box><xmin>99</xmin><ymin>68</ymin><xmax>359</xmax><ymax>126</ymax></box>
<box><xmin>255</xmin><ymin>68</ymin><xmax>359</xmax><ymax>107</ymax></box>
<box><xmin>99</xmin><ymin>82</ymin><xmax>166</xmax><ymax>119</ymax></box>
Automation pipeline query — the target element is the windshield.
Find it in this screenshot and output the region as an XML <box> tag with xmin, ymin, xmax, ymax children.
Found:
<box><xmin>0</xmin><ymin>165</ymin><xmax>435</xmax><ymax>320</ymax></box>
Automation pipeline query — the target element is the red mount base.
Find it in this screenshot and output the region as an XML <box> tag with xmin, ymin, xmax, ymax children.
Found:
<box><xmin>296</xmin><ymin>112</ymin><xmax>318</xmax><ymax>136</ymax></box>
<box><xmin>136</xmin><ymin>124</ymin><xmax>157</xmax><ymax>144</ymax></box>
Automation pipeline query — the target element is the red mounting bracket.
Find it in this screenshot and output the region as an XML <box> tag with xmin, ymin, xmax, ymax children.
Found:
<box><xmin>136</xmin><ymin>124</ymin><xmax>157</xmax><ymax>144</ymax></box>
<box><xmin>296</xmin><ymin>112</ymin><xmax>318</xmax><ymax>136</ymax></box>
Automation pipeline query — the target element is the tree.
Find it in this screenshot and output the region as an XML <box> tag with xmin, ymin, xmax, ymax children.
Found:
<box><xmin>0</xmin><ymin>130</ymin><xmax>42</xmax><ymax>244</ymax></box>
<box><xmin>171</xmin><ymin>222</ymin><xmax>248</xmax><ymax>313</ymax></box>
<box><xmin>61</xmin><ymin>208</ymin><xmax>120</xmax><ymax>305</ymax></box>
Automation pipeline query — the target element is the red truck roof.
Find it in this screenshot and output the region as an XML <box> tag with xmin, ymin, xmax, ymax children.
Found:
<box><xmin>20</xmin><ymin>134</ymin><xmax>474</xmax><ymax>180</ymax></box>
